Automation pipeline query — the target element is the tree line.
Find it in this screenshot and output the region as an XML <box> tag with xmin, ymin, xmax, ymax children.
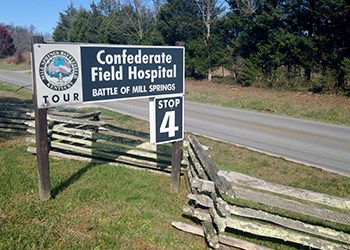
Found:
<box><xmin>2</xmin><ymin>0</ymin><xmax>349</xmax><ymax>93</ymax></box>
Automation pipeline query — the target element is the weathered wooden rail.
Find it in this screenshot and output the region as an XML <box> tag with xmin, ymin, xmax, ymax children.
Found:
<box><xmin>0</xmin><ymin>102</ymin><xmax>34</xmax><ymax>133</ymax></box>
<box><xmin>25</xmin><ymin>111</ymin><xmax>186</xmax><ymax>173</ymax></box>
<box><xmin>174</xmin><ymin>135</ymin><xmax>350</xmax><ymax>249</ymax></box>
<box><xmin>0</xmin><ymin>101</ymin><xmax>186</xmax><ymax>173</ymax></box>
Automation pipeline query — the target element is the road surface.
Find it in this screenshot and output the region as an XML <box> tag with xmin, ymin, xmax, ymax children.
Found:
<box><xmin>1</xmin><ymin>69</ymin><xmax>350</xmax><ymax>176</ymax></box>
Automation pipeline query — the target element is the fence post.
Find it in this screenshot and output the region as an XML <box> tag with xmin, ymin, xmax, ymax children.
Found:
<box><xmin>32</xmin><ymin>35</ymin><xmax>51</xmax><ymax>200</ymax></box>
<box><xmin>170</xmin><ymin>41</ymin><xmax>185</xmax><ymax>193</ymax></box>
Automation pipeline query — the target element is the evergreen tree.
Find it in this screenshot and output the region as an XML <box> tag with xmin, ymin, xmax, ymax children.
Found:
<box><xmin>68</xmin><ymin>3</ymin><xmax>104</xmax><ymax>43</ymax></box>
<box><xmin>53</xmin><ymin>2</ymin><xmax>77</xmax><ymax>42</ymax></box>
<box><xmin>88</xmin><ymin>2</ymin><xmax>105</xmax><ymax>42</ymax></box>
<box><xmin>50</xmin><ymin>0</ymin><xmax>349</xmax><ymax>91</ymax></box>
<box><xmin>157</xmin><ymin>0</ymin><xmax>203</xmax><ymax>46</ymax></box>
<box><xmin>98</xmin><ymin>0</ymin><xmax>119</xmax><ymax>16</ymax></box>
<box><xmin>67</xmin><ymin>7</ymin><xmax>92</xmax><ymax>42</ymax></box>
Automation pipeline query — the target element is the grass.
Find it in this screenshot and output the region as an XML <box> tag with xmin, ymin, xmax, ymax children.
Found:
<box><xmin>0</xmin><ymin>53</ymin><xmax>31</xmax><ymax>71</ymax></box>
<box><xmin>0</xmin><ymin>135</ymin><xmax>205</xmax><ymax>249</ymax></box>
<box><xmin>0</xmin><ymin>62</ymin><xmax>30</xmax><ymax>71</ymax></box>
<box><xmin>195</xmin><ymin>135</ymin><xmax>350</xmax><ymax>198</ymax></box>
<box><xmin>0</xmin><ymin>81</ymin><xmax>32</xmax><ymax>101</ymax></box>
<box><xmin>186</xmin><ymin>79</ymin><xmax>350</xmax><ymax>126</ymax></box>
<box><xmin>0</xmin><ymin>82</ymin><xmax>205</xmax><ymax>249</ymax></box>
<box><xmin>1</xmin><ymin>80</ymin><xmax>350</xmax><ymax>249</ymax></box>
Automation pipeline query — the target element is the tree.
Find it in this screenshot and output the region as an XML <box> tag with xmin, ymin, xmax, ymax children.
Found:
<box><xmin>68</xmin><ymin>7</ymin><xmax>94</xmax><ymax>43</ymax></box>
<box><xmin>100</xmin><ymin>0</ymin><xmax>155</xmax><ymax>44</ymax></box>
<box><xmin>157</xmin><ymin>0</ymin><xmax>202</xmax><ymax>45</ymax></box>
<box><xmin>194</xmin><ymin>0</ymin><xmax>225</xmax><ymax>80</ymax></box>
<box><xmin>98</xmin><ymin>0</ymin><xmax>119</xmax><ymax>16</ymax></box>
<box><xmin>314</xmin><ymin>0</ymin><xmax>350</xmax><ymax>90</ymax></box>
<box><xmin>157</xmin><ymin>0</ymin><xmax>204</xmax><ymax>77</ymax></box>
<box><xmin>68</xmin><ymin>3</ymin><xmax>105</xmax><ymax>43</ymax></box>
<box><xmin>121</xmin><ymin>0</ymin><xmax>154</xmax><ymax>43</ymax></box>
<box><xmin>5</xmin><ymin>24</ymin><xmax>34</xmax><ymax>53</ymax></box>
<box><xmin>88</xmin><ymin>2</ymin><xmax>105</xmax><ymax>42</ymax></box>
<box><xmin>226</xmin><ymin>0</ymin><xmax>261</xmax><ymax>15</ymax></box>
<box><xmin>152</xmin><ymin>0</ymin><xmax>165</xmax><ymax>22</ymax></box>
<box><xmin>0</xmin><ymin>25</ymin><xmax>16</xmax><ymax>58</ymax></box>
<box><xmin>53</xmin><ymin>2</ymin><xmax>77</xmax><ymax>42</ymax></box>
<box><xmin>156</xmin><ymin>0</ymin><xmax>227</xmax><ymax>79</ymax></box>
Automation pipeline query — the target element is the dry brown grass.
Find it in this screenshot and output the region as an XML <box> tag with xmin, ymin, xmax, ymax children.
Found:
<box><xmin>186</xmin><ymin>79</ymin><xmax>350</xmax><ymax>125</ymax></box>
<box><xmin>0</xmin><ymin>52</ymin><xmax>31</xmax><ymax>70</ymax></box>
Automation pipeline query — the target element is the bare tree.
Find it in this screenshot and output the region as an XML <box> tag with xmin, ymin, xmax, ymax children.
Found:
<box><xmin>228</xmin><ymin>0</ymin><xmax>260</xmax><ymax>15</ymax></box>
<box><xmin>121</xmin><ymin>0</ymin><xmax>153</xmax><ymax>42</ymax></box>
<box><xmin>241</xmin><ymin>0</ymin><xmax>260</xmax><ymax>13</ymax></box>
<box><xmin>152</xmin><ymin>0</ymin><xmax>165</xmax><ymax>22</ymax></box>
<box><xmin>98</xmin><ymin>0</ymin><xmax>121</xmax><ymax>16</ymax></box>
<box><xmin>194</xmin><ymin>0</ymin><xmax>225</xmax><ymax>81</ymax></box>
<box><xmin>5</xmin><ymin>24</ymin><xmax>34</xmax><ymax>53</ymax></box>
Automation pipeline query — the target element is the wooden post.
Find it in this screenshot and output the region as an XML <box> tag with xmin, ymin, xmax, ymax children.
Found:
<box><xmin>32</xmin><ymin>36</ymin><xmax>51</xmax><ymax>200</ymax></box>
<box><xmin>171</xmin><ymin>41</ymin><xmax>185</xmax><ymax>193</ymax></box>
<box><xmin>171</xmin><ymin>140</ymin><xmax>182</xmax><ymax>193</ymax></box>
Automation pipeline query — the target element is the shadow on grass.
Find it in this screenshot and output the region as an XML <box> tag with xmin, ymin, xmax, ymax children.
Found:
<box><xmin>51</xmin><ymin>163</ymin><xmax>97</xmax><ymax>199</ymax></box>
<box><xmin>0</xmin><ymin>132</ymin><xmax>22</xmax><ymax>142</ymax></box>
<box><xmin>0</xmin><ymin>96</ymin><xmax>32</xmax><ymax>104</ymax></box>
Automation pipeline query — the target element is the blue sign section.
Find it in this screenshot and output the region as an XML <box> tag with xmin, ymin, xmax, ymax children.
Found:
<box><xmin>151</xmin><ymin>95</ymin><xmax>183</xmax><ymax>144</ymax></box>
<box><xmin>81</xmin><ymin>46</ymin><xmax>184</xmax><ymax>102</ymax></box>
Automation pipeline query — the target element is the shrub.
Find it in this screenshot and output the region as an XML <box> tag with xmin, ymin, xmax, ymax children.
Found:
<box><xmin>0</xmin><ymin>25</ymin><xmax>16</xmax><ymax>59</ymax></box>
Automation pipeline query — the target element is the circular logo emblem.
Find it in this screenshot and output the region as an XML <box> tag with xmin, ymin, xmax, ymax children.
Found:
<box><xmin>39</xmin><ymin>50</ymin><xmax>79</xmax><ymax>91</ymax></box>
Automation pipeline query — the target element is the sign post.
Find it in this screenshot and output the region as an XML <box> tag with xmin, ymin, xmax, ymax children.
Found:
<box><xmin>32</xmin><ymin>36</ymin><xmax>51</xmax><ymax>200</ymax></box>
<box><xmin>149</xmin><ymin>95</ymin><xmax>184</xmax><ymax>192</ymax></box>
<box><xmin>32</xmin><ymin>42</ymin><xmax>185</xmax><ymax>197</ymax></box>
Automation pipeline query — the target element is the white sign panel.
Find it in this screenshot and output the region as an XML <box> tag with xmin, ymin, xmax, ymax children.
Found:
<box><xmin>33</xmin><ymin>44</ymin><xmax>83</xmax><ymax>108</ymax></box>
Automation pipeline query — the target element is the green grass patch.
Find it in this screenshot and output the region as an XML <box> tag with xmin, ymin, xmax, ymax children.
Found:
<box><xmin>0</xmin><ymin>135</ymin><xmax>205</xmax><ymax>249</ymax></box>
<box><xmin>0</xmin><ymin>81</ymin><xmax>32</xmax><ymax>102</ymax></box>
<box><xmin>0</xmin><ymin>82</ymin><xmax>205</xmax><ymax>249</ymax></box>
<box><xmin>196</xmin><ymin>135</ymin><xmax>350</xmax><ymax>198</ymax></box>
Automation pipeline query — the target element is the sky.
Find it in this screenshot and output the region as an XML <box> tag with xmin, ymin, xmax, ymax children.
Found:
<box><xmin>0</xmin><ymin>0</ymin><xmax>92</xmax><ymax>34</ymax></box>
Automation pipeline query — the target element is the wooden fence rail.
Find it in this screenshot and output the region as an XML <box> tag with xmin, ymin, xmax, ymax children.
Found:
<box><xmin>0</xmin><ymin>102</ymin><xmax>186</xmax><ymax>173</ymax></box>
<box><xmin>25</xmin><ymin>111</ymin><xmax>187</xmax><ymax>174</ymax></box>
<box><xmin>175</xmin><ymin>135</ymin><xmax>350</xmax><ymax>249</ymax></box>
<box><xmin>0</xmin><ymin>102</ymin><xmax>34</xmax><ymax>133</ymax></box>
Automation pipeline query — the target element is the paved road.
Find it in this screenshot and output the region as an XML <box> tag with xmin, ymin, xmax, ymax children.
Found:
<box><xmin>1</xmin><ymin>69</ymin><xmax>350</xmax><ymax>176</ymax></box>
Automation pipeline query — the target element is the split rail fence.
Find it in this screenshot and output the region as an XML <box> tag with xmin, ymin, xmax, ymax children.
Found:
<box><xmin>173</xmin><ymin>135</ymin><xmax>350</xmax><ymax>249</ymax></box>
<box><xmin>0</xmin><ymin>101</ymin><xmax>185</xmax><ymax>173</ymax></box>
<box><xmin>0</xmin><ymin>101</ymin><xmax>33</xmax><ymax>133</ymax></box>
<box><xmin>2</xmin><ymin>101</ymin><xmax>350</xmax><ymax>249</ymax></box>
<box><xmin>25</xmin><ymin>112</ymin><xmax>187</xmax><ymax>173</ymax></box>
